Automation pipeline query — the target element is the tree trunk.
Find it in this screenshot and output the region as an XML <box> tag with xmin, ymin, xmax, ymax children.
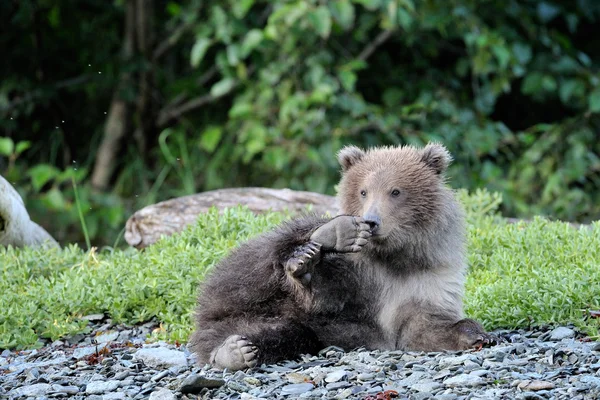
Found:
<box><xmin>124</xmin><ymin>187</ymin><xmax>339</xmax><ymax>248</ymax></box>
<box><xmin>133</xmin><ymin>0</ymin><xmax>155</xmax><ymax>158</ymax></box>
<box><xmin>90</xmin><ymin>0</ymin><xmax>136</xmax><ymax>190</ymax></box>
<box><xmin>0</xmin><ymin>175</ymin><xmax>59</xmax><ymax>248</ymax></box>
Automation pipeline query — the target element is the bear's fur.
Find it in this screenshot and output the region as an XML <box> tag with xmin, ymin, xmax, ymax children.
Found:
<box><xmin>188</xmin><ymin>143</ymin><xmax>491</xmax><ymax>370</ymax></box>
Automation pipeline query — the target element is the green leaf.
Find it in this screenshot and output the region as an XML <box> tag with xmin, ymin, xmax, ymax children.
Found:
<box><xmin>226</xmin><ymin>44</ymin><xmax>240</xmax><ymax>66</ymax></box>
<box><xmin>492</xmin><ymin>45</ymin><xmax>511</xmax><ymax>69</ymax></box>
<box><xmin>559</xmin><ymin>79</ymin><xmax>585</xmax><ymax>104</ymax></box>
<box><xmin>15</xmin><ymin>141</ymin><xmax>31</xmax><ymax>156</ymax></box>
<box><xmin>338</xmin><ymin>70</ymin><xmax>357</xmax><ymax>91</ymax></box>
<box><xmin>0</xmin><ymin>137</ymin><xmax>14</xmax><ymax>156</ymax></box>
<box><xmin>232</xmin><ymin>0</ymin><xmax>255</xmax><ymax>19</ymax></box>
<box><xmin>521</xmin><ymin>72</ymin><xmax>543</xmax><ymax>95</ymax></box>
<box><xmin>42</xmin><ymin>188</ymin><xmax>67</xmax><ymax>210</ymax></box>
<box><xmin>166</xmin><ymin>2</ymin><xmax>181</xmax><ymax>16</ymax></box>
<box><xmin>199</xmin><ymin>127</ymin><xmax>223</xmax><ymax>153</ymax></box>
<box><xmin>512</xmin><ymin>43</ymin><xmax>532</xmax><ymax>65</ymax></box>
<box><xmin>190</xmin><ymin>38</ymin><xmax>211</xmax><ymax>68</ymax></box>
<box><xmin>588</xmin><ymin>88</ymin><xmax>600</xmax><ymax>113</ymax></box>
<box><xmin>353</xmin><ymin>0</ymin><xmax>381</xmax><ymax>11</ymax></box>
<box><xmin>210</xmin><ymin>78</ymin><xmax>236</xmax><ymax>97</ymax></box>
<box><xmin>537</xmin><ymin>2</ymin><xmax>561</xmax><ymax>23</ymax></box>
<box><xmin>330</xmin><ymin>0</ymin><xmax>355</xmax><ymax>30</ymax></box>
<box><xmin>241</xmin><ymin>29</ymin><xmax>263</xmax><ymax>57</ymax></box>
<box><xmin>229</xmin><ymin>102</ymin><xmax>253</xmax><ymax>119</ymax></box>
<box><xmin>28</xmin><ymin>164</ymin><xmax>60</xmax><ymax>191</ymax></box>
<box><xmin>397</xmin><ymin>8</ymin><xmax>413</xmax><ymax>30</ymax></box>
<box><xmin>308</xmin><ymin>6</ymin><xmax>332</xmax><ymax>39</ymax></box>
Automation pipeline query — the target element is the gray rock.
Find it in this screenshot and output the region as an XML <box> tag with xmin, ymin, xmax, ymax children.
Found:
<box><xmin>73</xmin><ymin>343</ymin><xmax>108</xmax><ymax>359</ymax></box>
<box><xmin>81</xmin><ymin>314</ymin><xmax>105</xmax><ymax>321</ymax></box>
<box><xmin>550</xmin><ymin>327</ymin><xmax>575</xmax><ymax>340</ymax></box>
<box><xmin>324</xmin><ymin>369</ymin><xmax>347</xmax><ymax>382</ymax></box>
<box><xmin>86</xmin><ymin>380</ymin><xmax>121</xmax><ymax>394</ymax></box>
<box><xmin>444</xmin><ymin>374</ymin><xmax>485</xmax><ymax>387</ymax></box>
<box><xmin>357</xmin><ymin>373</ymin><xmax>375</xmax><ymax>380</ymax></box>
<box><xmin>133</xmin><ymin>347</ymin><xmax>187</xmax><ymax>368</ymax></box>
<box><xmin>411</xmin><ymin>381</ymin><xmax>442</xmax><ymax>393</ymax></box>
<box><xmin>102</xmin><ymin>393</ymin><xmax>127</xmax><ymax>400</ymax></box>
<box><xmin>51</xmin><ymin>385</ymin><xmax>80</xmax><ymax>395</ymax></box>
<box><xmin>95</xmin><ymin>331</ymin><xmax>120</xmax><ymax>343</ymax></box>
<box><xmin>280</xmin><ymin>383</ymin><xmax>314</xmax><ymax>395</ymax></box>
<box><xmin>148</xmin><ymin>388</ymin><xmax>177</xmax><ymax>400</ymax></box>
<box><xmin>10</xmin><ymin>383</ymin><xmax>52</xmax><ymax>397</ymax></box>
<box><xmin>325</xmin><ymin>381</ymin><xmax>351</xmax><ymax>390</ymax></box>
<box><xmin>180</xmin><ymin>374</ymin><xmax>225</xmax><ymax>393</ymax></box>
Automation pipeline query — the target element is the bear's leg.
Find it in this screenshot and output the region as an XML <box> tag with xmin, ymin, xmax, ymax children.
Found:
<box><xmin>191</xmin><ymin>319</ymin><xmax>322</xmax><ymax>370</ymax></box>
<box><xmin>397</xmin><ymin>310</ymin><xmax>494</xmax><ymax>352</ymax></box>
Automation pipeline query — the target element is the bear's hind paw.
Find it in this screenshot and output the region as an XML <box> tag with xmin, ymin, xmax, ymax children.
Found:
<box><xmin>211</xmin><ymin>335</ymin><xmax>259</xmax><ymax>371</ymax></box>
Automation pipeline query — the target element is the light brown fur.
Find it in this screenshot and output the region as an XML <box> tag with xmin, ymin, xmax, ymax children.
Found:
<box><xmin>336</xmin><ymin>143</ymin><xmax>489</xmax><ymax>351</ymax></box>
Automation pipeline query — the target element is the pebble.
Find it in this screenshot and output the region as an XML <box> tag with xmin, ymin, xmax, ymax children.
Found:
<box><xmin>148</xmin><ymin>387</ymin><xmax>177</xmax><ymax>400</ymax></box>
<box><xmin>3</xmin><ymin>325</ymin><xmax>600</xmax><ymax>399</ymax></box>
<box><xmin>550</xmin><ymin>326</ymin><xmax>576</xmax><ymax>340</ymax></box>
<box><xmin>179</xmin><ymin>373</ymin><xmax>225</xmax><ymax>393</ymax></box>
<box><xmin>133</xmin><ymin>347</ymin><xmax>187</xmax><ymax>368</ymax></box>
<box><xmin>85</xmin><ymin>380</ymin><xmax>121</xmax><ymax>394</ymax></box>
<box><xmin>281</xmin><ymin>382</ymin><xmax>315</xmax><ymax>395</ymax></box>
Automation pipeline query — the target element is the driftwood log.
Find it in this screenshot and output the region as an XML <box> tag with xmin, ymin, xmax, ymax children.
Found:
<box><xmin>0</xmin><ymin>175</ymin><xmax>59</xmax><ymax>248</ymax></box>
<box><xmin>125</xmin><ymin>187</ymin><xmax>339</xmax><ymax>249</ymax></box>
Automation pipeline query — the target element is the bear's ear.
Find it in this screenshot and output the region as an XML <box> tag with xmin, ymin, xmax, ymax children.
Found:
<box><xmin>420</xmin><ymin>143</ymin><xmax>452</xmax><ymax>174</ymax></box>
<box><xmin>338</xmin><ymin>145</ymin><xmax>366</xmax><ymax>172</ymax></box>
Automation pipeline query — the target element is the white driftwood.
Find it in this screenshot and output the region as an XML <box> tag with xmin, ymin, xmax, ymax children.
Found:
<box><xmin>125</xmin><ymin>187</ymin><xmax>338</xmax><ymax>249</ymax></box>
<box><xmin>0</xmin><ymin>175</ymin><xmax>59</xmax><ymax>248</ymax></box>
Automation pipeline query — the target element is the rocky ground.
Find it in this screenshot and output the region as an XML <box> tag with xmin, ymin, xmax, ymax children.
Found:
<box><xmin>1</xmin><ymin>319</ymin><xmax>600</xmax><ymax>400</ymax></box>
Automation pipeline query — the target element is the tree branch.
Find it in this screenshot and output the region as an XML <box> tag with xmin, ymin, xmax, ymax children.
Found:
<box><xmin>357</xmin><ymin>29</ymin><xmax>396</xmax><ymax>62</ymax></box>
<box><xmin>156</xmin><ymin>81</ymin><xmax>241</xmax><ymax>127</ymax></box>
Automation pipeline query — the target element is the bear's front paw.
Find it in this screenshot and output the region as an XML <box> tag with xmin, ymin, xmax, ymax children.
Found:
<box><xmin>285</xmin><ymin>241</ymin><xmax>322</xmax><ymax>285</ymax></box>
<box><xmin>311</xmin><ymin>215</ymin><xmax>372</xmax><ymax>253</ymax></box>
<box><xmin>211</xmin><ymin>335</ymin><xmax>259</xmax><ymax>371</ymax></box>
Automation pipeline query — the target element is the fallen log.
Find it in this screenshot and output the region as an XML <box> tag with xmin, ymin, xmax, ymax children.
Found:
<box><xmin>125</xmin><ymin>187</ymin><xmax>338</xmax><ymax>249</ymax></box>
<box><xmin>0</xmin><ymin>175</ymin><xmax>59</xmax><ymax>248</ymax></box>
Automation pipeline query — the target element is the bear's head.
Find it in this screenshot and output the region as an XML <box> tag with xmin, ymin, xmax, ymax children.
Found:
<box><xmin>336</xmin><ymin>143</ymin><xmax>459</xmax><ymax>247</ymax></box>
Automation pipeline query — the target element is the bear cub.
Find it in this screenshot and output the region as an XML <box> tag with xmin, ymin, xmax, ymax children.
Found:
<box><xmin>188</xmin><ymin>143</ymin><xmax>492</xmax><ymax>370</ymax></box>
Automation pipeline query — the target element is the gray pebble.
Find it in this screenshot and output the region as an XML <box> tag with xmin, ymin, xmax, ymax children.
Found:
<box><xmin>133</xmin><ymin>348</ymin><xmax>187</xmax><ymax>368</ymax></box>
<box><xmin>179</xmin><ymin>373</ymin><xmax>225</xmax><ymax>393</ymax></box>
<box><xmin>550</xmin><ymin>327</ymin><xmax>576</xmax><ymax>340</ymax></box>
<box><xmin>444</xmin><ymin>373</ymin><xmax>485</xmax><ymax>387</ymax></box>
<box><xmin>280</xmin><ymin>383</ymin><xmax>314</xmax><ymax>395</ymax></box>
<box><xmin>148</xmin><ymin>387</ymin><xmax>177</xmax><ymax>400</ymax></box>
<box><xmin>85</xmin><ymin>380</ymin><xmax>121</xmax><ymax>394</ymax></box>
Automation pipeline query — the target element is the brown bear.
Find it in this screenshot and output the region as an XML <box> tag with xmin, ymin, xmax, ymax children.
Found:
<box><xmin>188</xmin><ymin>143</ymin><xmax>492</xmax><ymax>371</ymax></box>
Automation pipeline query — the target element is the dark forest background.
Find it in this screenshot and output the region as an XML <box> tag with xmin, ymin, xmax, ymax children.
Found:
<box><xmin>2</xmin><ymin>0</ymin><xmax>600</xmax><ymax>246</ymax></box>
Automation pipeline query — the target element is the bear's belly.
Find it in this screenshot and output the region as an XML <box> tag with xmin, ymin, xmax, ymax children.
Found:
<box><xmin>370</xmin><ymin>265</ymin><xmax>465</xmax><ymax>347</ymax></box>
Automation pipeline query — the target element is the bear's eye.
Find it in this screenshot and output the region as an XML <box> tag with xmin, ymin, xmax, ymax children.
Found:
<box><xmin>391</xmin><ymin>189</ymin><xmax>401</xmax><ymax>197</ymax></box>
<box><xmin>360</xmin><ymin>190</ymin><xmax>367</xmax><ymax>198</ymax></box>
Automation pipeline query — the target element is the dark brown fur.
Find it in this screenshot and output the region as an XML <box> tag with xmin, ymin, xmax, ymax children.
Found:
<box><xmin>188</xmin><ymin>143</ymin><xmax>491</xmax><ymax>370</ymax></box>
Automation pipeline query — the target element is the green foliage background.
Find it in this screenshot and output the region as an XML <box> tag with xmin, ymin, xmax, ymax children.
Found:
<box><xmin>2</xmin><ymin>0</ymin><xmax>600</xmax><ymax>245</ymax></box>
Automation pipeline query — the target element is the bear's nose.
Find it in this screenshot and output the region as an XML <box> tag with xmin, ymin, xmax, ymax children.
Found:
<box><xmin>363</xmin><ymin>214</ymin><xmax>381</xmax><ymax>232</ymax></box>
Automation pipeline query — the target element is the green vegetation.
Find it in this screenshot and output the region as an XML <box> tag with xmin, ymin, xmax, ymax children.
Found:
<box><xmin>2</xmin><ymin>1</ymin><xmax>600</xmax><ymax>245</ymax></box>
<box><xmin>2</xmin><ymin>190</ymin><xmax>599</xmax><ymax>350</ymax></box>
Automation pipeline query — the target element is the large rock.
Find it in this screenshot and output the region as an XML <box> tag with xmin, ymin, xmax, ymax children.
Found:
<box><xmin>125</xmin><ymin>187</ymin><xmax>338</xmax><ymax>248</ymax></box>
<box><xmin>0</xmin><ymin>174</ymin><xmax>58</xmax><ymax>248</ymax></box>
